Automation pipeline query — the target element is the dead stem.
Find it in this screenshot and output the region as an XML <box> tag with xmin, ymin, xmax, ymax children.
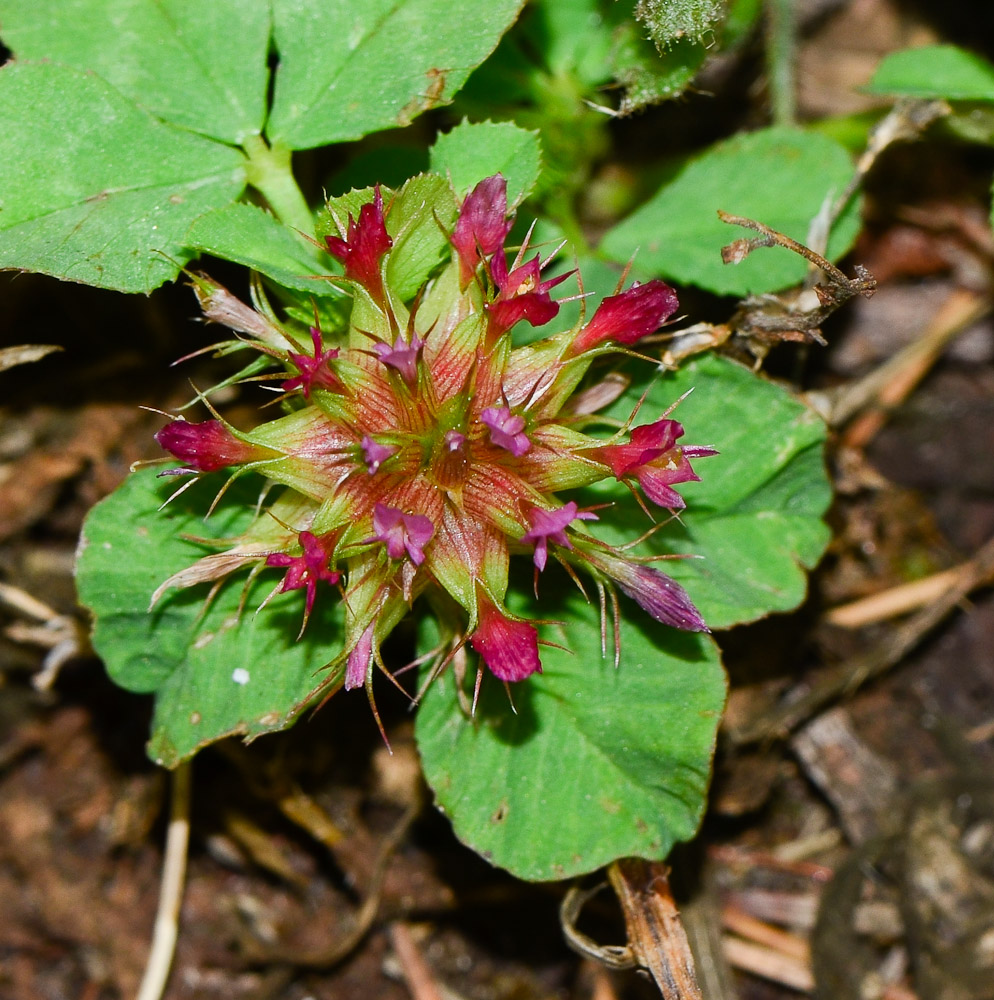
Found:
<box><xmin>608</xmin><ymin>859</ymin><xmax>704</xmax><ymax>1000</ymax></box>
<box><xmin>135</xmin><ymin>760</ymin><xmax>192</xmax><ymax>1000</ymax></box>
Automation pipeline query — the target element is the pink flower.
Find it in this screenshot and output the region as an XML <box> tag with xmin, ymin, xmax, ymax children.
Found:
<box><xmin>324</xmin><ymin>186</ymin><xmax>393</xmax><ymax>301</ymax></box>
<box><xmin>487</xmin><ymin>252</ymin><xmax>570</xmax><ymax>334</ymax></box>
<box><xmin>282</xmin><ymin>326</ymin><xmax>340</xmax><ymax>398</ymax></box>
<box><xmin>361</xmin><ymin>435</ymin><xmax>397</xmax><ymax>474</ymax></box>
<box><xmin>480</xmin><ymin>405</ymin><xmax>531</xmax><ymax>456</ymax></box>
<box><xmin>470</xmin><ymin>597</ymin><xmax>541</xmax><ymax>681</ymax></box>
<box><xmin>373</xmin><ymin>334</ymin><xmax>423</xmax><ymax>388</ymax></box>
<box><xmin>592</xmin><ymin>418</ymin><xmax>717</xmax><ymax>509</ymax></box>
<box><xmin>584</xmin><ymin>549</ymin><xmax>708</xmax><ymax>632</ymax></box>
<box><xmin>265</xmin><ymin>531</ymin><xmax>341</xmax><ymax>620</ymax></box>
<box><xmin>345</xmin><ymin>621</ymin><xmax>375</xmax><ymax>690</ymax></box>
<box><xmin>570</xmin><ymin>280</ymin><xmax>678</xmax><ymax>355</ymax></box>
<box><xmin>370</xmin><ymin>503</ymin><xmax>434</xmax><ymax>565</ymax></box>
<box><xmin>451</xmin><ymin>175</ymin><xmax>513</xmax><ymax>287</ymax></box>
<box><xmin>155</xmin><ymin>419</ymin><xmax>269</xmax><ymax>473</ymax></box>
<box><xmin>521</xmin><ymin>501</ymin><xmax>597</xmax><ymax>571</ymax></box>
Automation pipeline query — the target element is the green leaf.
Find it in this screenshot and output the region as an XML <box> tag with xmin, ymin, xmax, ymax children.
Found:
<box><xmin>600</xmin><ymin>126</ymin><xmax>860</xmax><ymax>296</ymax></box>
<box><xmin>267</xmin><ymin>0</ymin><xmax>527</xmax><ymax>150</ymax></box>
<box><xmin>185</xmin><ymin>203</ymin><xmax>341</xmax><ymax>297</ymax></box>
<box><xmin>866</xmin><ymin>44</ymin><xmax>994</xmax><ymax>102</ymax></box>
<box><xmin>0</xmin><ymin>63</ymin><xmax>245</xmax><ymax>293</ymax></box>
<box><xmin>590</xmin><ymin>354</ymin><xmax>831</xmax><ymax>628</ymax></box>
<box><xmin>430</xmin><ymin>120</ymin><xmax>543</xmax><ymax>207</ymax></box>
<box><xmin>416</xmin><ymin>598</ymin><xmax>725</xmax><ymax>881</ymax></box>
<box><xmin>0</xmin><ymin>0</ymin><xmax>271</xmax><ymax>143</ymax></box>
<box><xmin>528</xmin><ymin>0</ymin><xmax>615</xmax><ymax>85</ymax></box>
<box><xmin>76</xmin><ymin>468</ymin><xmax>340</xmax><ymax>767</ymax></box>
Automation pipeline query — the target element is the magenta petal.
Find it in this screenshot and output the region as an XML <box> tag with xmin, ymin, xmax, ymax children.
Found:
<box><xmin>155</xmin><ymin>419</ymin><xmax>263</xmax><ymax>472</ymax></box>
<box><xmin>452</xmin><ymin>175</ymin><xmax>512</xmax><ymax>286</ymax></box>
<box><xmin>371</xmin><ymin>503</ymin><xmax>434</xmax><ymax>565</ymax></box>
<box><xmin>324</xmin><ymin>186</ymin><xmax>393</xmax><ymax>299</ymax></box>
<box><xmin>470</xmin><ymin>601</ymin><xmax>541</xmax><ymax>681</ymax></box>
<box><xmin>361</xmin><ymin>435</ymin><xmax>397</xmax><ymax>473</ymax></box>
<box><xmin>521</xmin><ymin>501</ymin><xmax>597</xmax><ymax>571</ymax></box>
<box><xmin>480</xmin><ymin>405</ymin><xmax>531</xmax><ymax>456</ymax></box>
<box><xmin>487</xmin><ymin>254</ymin><xmax>570</xmax><ymax>334</ymax></box>
<box><xmin>571</xmin><ymin>280</ymin><xmax>679</xmax><ymax>354</ymax></box>
<box><xmin>637</xmin><ymin>462</ymin><xmax>699</xmax><ymax>509</ymax></box>
<box><xmin>282</xmin><ymin>326</ymin><xmax>340</xmax><ymax>398</ymax></box>
<box><xmin>592</xmin><ymin>417</ymin><xmax>715</xmax><ymax>510</ymax></box>
<box><xmin>265</xmin><ymin>530</ymin><xmax>340</xmax><ymax>619</ymax></box>
<box><xmin>345</xmin><ymin>622</ymin><xmax>375</xmax><ymax>690</ymax></box>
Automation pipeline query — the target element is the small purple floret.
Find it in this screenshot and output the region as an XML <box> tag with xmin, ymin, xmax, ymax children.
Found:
<box><xmin>265</xmin><ymin>530</ymin><xmax>341</xmax><ymax>619</ymax></box>
<box><xmin>594</xmin><ymin>418</ymin><xmax>717</xmax><ymax>510</ymax></box>
<box><xmin>282</xmin><ymin>326</ymin><xmax>340</xmax><ymax>398</ymax></box>
<box><xmin>480</xmin><ymin>406</ymin><xmax>530</xmax><ymax>456</ymax></box>
<box><xmin>521</xmin><ymin>501</ymin><xmax>597</xmax><ymax>571</ymax></box>
<box><xmin>487</xmin><ymin>252</ymin><xmax>569</xmax><ymax>334</ymax></box>
<box><xmin>361</xmin><ymin>435</ymin><xmax>397</xmax><ymax>474</ymax></box>
<box><xmin>370</xmin><ymin>503</ymin><xmax>434</xmax><ymax>565</ymax></box>
<box><xmin>373</xmin><ymin>334</ymin><xmax>423</xmax><ymax>388</ymax></box>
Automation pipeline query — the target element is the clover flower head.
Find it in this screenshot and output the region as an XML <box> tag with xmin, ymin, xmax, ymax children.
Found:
<box><xmin>153</xmin><ymin>173</ymin><xmax>715</xmax><ymax>725</ymax></box>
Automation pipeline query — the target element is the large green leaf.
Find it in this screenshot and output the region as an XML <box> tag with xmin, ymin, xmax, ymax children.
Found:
<box><xmin>76</xmin><ymin>468</ymin><xmax>340</xmax><ymax>767</ymax></box>
<box><xmin>415</xmin><ymin>598</ymin><xmax>725</xmax><ymax>881</ymax></box>
<box><xmin>185</xmin><ymin>203</ymin><xmax>340</xmax><ymax>296</ymax></box>
<box><xmin>865</xmin><ymin>45</ymin><xmax>994</xmax><ymax>102</ymax></box>
<box><xmin>589</xmin><ymin>354</ymin><xmax>832</xmax><ymax>628</ymax></box>
<box><xmin>266</xmin><ymin>0</ymin><xmax>526</xmax><ymax>149</ymax></box>
<box><xmin>600</xmin><ymin>126</ymin><xmax>860</xmax><ymax>296</ymax></box>
<box><xmin>1</xmin><ymin>0</ymin><xmax>271</xmax><ymax>144</ymax></box>
<box><xmin>429</xmin><ymin>119</ymin><xmax>543</xmax><ymax>207</ymax></box>
<box><xmin>0</xmin><ymin>63</ymin><xmax>245</xmax><ymax>293</ymax></box>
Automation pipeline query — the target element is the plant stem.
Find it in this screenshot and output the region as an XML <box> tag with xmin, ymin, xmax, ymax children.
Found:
<box><xmin>135</xmin><ymin>761</ymin><xmax>192</xmax><ymax>1000</ymax></box>
<box><xmin>242</xmin><ymin>133</ymin><xmax>313</xmax><ymax>234</ymax></box>
<box><xmin>765</xmin><ymin>0</ymin><xmax>796</xmax><ymax>126</ymax></box>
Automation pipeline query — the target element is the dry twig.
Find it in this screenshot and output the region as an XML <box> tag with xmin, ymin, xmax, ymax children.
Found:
<box><xmin>135</xmin><ymin>761</ymin><xmax>192</xmax><ymax>1000</ymax></box>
